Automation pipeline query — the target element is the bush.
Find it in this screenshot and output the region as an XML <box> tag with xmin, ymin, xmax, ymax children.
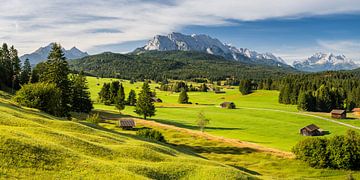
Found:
<box><xmin>136</xmin><ymin>129</ymin><xmax>166</xmax><ymax>142</ymax></box>
<box><xmin>13</xmin><ymin>82</ymin><xmax>63</xmax><ymax>116</ymax></box>
<box><xmin>86</xmin><ymin>113</ymin><xmax>101</xmax><ymax>124</ymax></box>
<box><xmin>226</xmin><ymin>102</ymin><xmax>236</xmax><ymax>109</ymax></box>
<box><xmin>292</xmin><ymin>130</ymin><xmax>360</xmax><ymax>170</ymax></box>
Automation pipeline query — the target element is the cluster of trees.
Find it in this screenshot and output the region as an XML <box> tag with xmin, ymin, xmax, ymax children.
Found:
<box><xmin>136</xmin><ymin>129</ymin><xmax>166</xmax><ymax>142</ymax></box>
<box><xmin>0</xmin><ymin>43</ymin><xmax>32</xmax><ymax>92</ymax></box>
<box><xmin>293</xmin><ymin>130</ymin><xmax>360</xmax><ymax>170</ymax></box>
<box><xmin>279</xmin><ymin>72</ymin><xmax>360</xmax><ymax>112</ymax></box>
<box><xmin>159</xmin><ymin>81</ymin><xmax>208</xmax><ymax>92</ymax></box>
<box><xmin>13</xmin><ymin>43</ymin><xmax>93</xmax><ymax>117</ymax></box>
<box><xmin>98</xmin><ymin>81</ymin><xmax>137</xmax><ymax>112</ymax></box>
<box><xmin>69</xmin><ymin>51</ymin><xmax>296</xmax><ymax>82</ymax></box>
<box><xmin>239</xmin><ymin>79</ymin><xmax>253</xmax><ymax>95</ymax></box>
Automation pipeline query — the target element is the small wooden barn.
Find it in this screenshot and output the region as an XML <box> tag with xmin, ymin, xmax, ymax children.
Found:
<box><xmin>300</xmin><ymin>124</ymin><xmax>323</xmax><ymax>136</ymax></box>
<box><xmin>330</xmin><ymin>109</ymin><xmax>346</xmax><ymax>119</ymax></box>
<box><xmin>151</xmin><ymin>97</ymin><xmax>163</xmax><ymax>103</ymax></box>
<box><xmin>352</xmin><ymin>108</ymin><xmax>360</xmax><ymax>117</ymax></box>
<box><xmin>220</xmin><ymin>102</ymin><xmax>235</xmax><ymax>109</ymax></box>
<box><xmin>119</xmin><ymin>119</ymin><xmax>135</xmax><ymax>130</ymax></box>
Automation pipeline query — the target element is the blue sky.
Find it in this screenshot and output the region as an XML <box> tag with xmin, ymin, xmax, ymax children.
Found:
<box><xmin>1</xmin><ymin>0</ymin><xmax>360</xmax><ymax>63</ymax></box>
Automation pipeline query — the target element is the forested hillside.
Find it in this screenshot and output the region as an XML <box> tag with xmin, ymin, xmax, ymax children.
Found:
<box><xmin>69</xmin><ymin>51</ymin><xmax>298</xmax><ymax>81</ymax></box>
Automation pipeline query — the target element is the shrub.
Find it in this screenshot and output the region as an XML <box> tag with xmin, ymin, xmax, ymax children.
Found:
<box><xmin>86</xmin><ymin>113</ymin><xmax>101</xmax><ymax>125</ymax></box>
<box><xmin>13</xmin><ymin>82</ymin><xmax>63</xmax><ymax>116</ymax></box>
<box><xmin>136</xmin><ymin>129</ymin><xmax>166</xmax><ymax>142</ymax></box>
<box><xmin>293</xmin><ymin>130</ymin><xmax>360</xmax><ymax>170</ymax></box>
<box><xmin>226</xmin><ymin>102</ymin><xmax>236</xmax><ymax>109</ymax></box>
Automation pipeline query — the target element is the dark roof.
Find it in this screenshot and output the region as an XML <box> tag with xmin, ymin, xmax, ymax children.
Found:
<box><xmin>330</xmin><ymin>109</ymin><xmax>346</xmax><ymax>114</ymax></box>
<box><xmin>352</xmin><ymin>108</ymin><xmax>360</xmax><ymax>112</ymax></box>
<box><xmin>302</xmin><ymin>124</ymin><xmax>320</xmax><ymax>132</ymax></box>
<box><xmin>120</xmin><ymin>119</ymin><xmax>135</xmax><ymax>127</ymax></box>
<box><xmin>221</xmin><ymin>102</ymin><xmax>233</xmax><ymax>105</ymax></box>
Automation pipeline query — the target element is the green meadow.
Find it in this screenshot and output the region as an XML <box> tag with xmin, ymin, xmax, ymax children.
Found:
<box><xmin>88</xmin><ymin>77</ymin><xmax>360</xmax><ymax>151</ymax></box>
<box><xmin>0</xmin><ymin>92</ymin><xmax>251</xmax><ymax>179</ymax></box>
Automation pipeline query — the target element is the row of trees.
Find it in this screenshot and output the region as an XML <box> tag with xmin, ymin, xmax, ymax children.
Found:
<box><xmin>293</xmin><ymin>130</ymin><xmax>360</xmax><ymax>170</ymax></box>
<box><xmin>160</xmin><ymin>81</ymin><xmax>208</xmax><ymax>92</ymax></box>
<box><xmin>13</xmin><ymin>43</ymin><xmax>93</xmax><ymax>117</ymax></box>
<box><xmin>0</xmin><ymin>43</ymin><xmax>33</xmax><ymax>92</ymax></box>
<box><xmin>98</xmin><ymin>82</ymin><xmax>156</xmax><ymax>119</ymax></box>
<box><xmin>279</xmin><ymin>73</ymin><xmax>360</xmax><ymax>112</ymax></box>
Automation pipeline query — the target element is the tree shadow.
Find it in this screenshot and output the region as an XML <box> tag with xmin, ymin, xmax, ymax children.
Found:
<box><xmin>176</xmin><ymin>144</ymin><xmax>258</xmax><ymax>155</ymax></box>
<box><xmin>149</xmin><ymin>117</ymin><xmax>244</xmax><ymax>131</ymax></box>
<box><xmin>230</xmin><ymin>165</ymin><xmax>262</xmax><ymax>176</ymax></box>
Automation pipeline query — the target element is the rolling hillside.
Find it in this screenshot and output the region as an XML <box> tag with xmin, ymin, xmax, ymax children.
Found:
<box><xmin>69</xmin><ymin>51</ymin><xmax>298</xmax><ymax>81</ymax></box>
<box><xmin>0</xmin><ymin>92</ymin><xmax>252</xmax><ymax>179</ymax></box>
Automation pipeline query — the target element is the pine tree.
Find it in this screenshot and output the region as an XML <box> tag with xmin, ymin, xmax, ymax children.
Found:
<box><xmin>239</xmin><ymin>79</ymin><xmax>252</xmax><ymax>95</ymax></box>
<box><xmin>135</xmin><ymin>82</ymin><xmax>155</xmax><ymax>119</ymax></box>
<box><xmin>109</xmin><ymin>81</ymin><xmax>120</xmax><ymax>103</ymax></box>
<box><xmin>9</xmin><ymin>46</ymin><xmax>21</xmax><ymax>91</ymax></box>
<box><xmin>178</xmin><ymin>90</ymin><xmax>189</xmax><ymax>104</ymax></box>
<box><xmin>99</xmin><ymin>83</ymin><xmax>111</xmax><ymax>104</ymax></box>
<box><xmin>297</xmin><ymin>91</ymin><xmax>315</xmax><ymax>111</ymax></box>
<box><xmin>115</xmin><ymin>83</ymin><xmax>125</xmax><ymax>112</ymax></box>
<box><xmin>40</xmin><ymin>43</ymin><xmax>71</xmax><ymax>117</ymax></box>
<box><xmin>20</xmin><ymin>58</ymin><xmax>32</xmax><ymax>84</ymax></box>
<box><xmin>0</xmin><ymin>43</ymin><xmax>12</xmax><ymax>87</ymax></box>
<box><xmin>315</xmin><ymin>85</ymin><xmax>332</xmax><ymax>112</ymax></box>
<box><xmin>70</xmin><ymin>73</ymin><xmax>93</xmax><ymax>113</ymax></box>
<box><xmin>127</xmin><ymin>89</ymin><xmax>137</xmax><ymax>106</ymax></box>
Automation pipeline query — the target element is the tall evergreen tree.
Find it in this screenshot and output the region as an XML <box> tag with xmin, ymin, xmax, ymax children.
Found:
<box><xmin>98</xmin><ymin>83</ymin><xmax>111</xmax><ymax>104</ymax></box>
<box><xmin>115</xmin><ymin>83</ymin><xmax>125</xmax><ymax>112</ymax></box>
<box><xmin>40</xmin><ymin>43</ymin><xmax>71</xmax><ymax>117</ymax></box>
<box><xmin>239</xmin><ymin>79</ymin><xmax>252</xmax><ymax>95</ymax></box>
<box><xmin>127</xmin><ymin>89</ymin><xmax>137</xmax><ymax>106</ymax></box>
<box><xmin>135</xmin><ymin>83</ymin><xmax>155</xmax><ymax>119</ymax></box>
<box><xmin>315</xmin><ymin>85</ymin><xmax>332</xmax><ymax>112</ymax></box>
<box><xmin>20</xmin><ymin>58</ymin><xmax>32</xmax><ymax>85</ymax></box>
<box><xmin>0</xmin><ymin>43</ymin><xmax>12</xmax><ymax>87</ymax></box>
<box><xmin>297</xmin><ymin>91</ymin><xmax>316</xmax><ymax>111</ymax></box>
<box><xmin>70</xmin><ymin>73</ymin><xmax>93</xmax><ymax>113</ymax></box>
<box><xmin>178</xmin><ymin>90</ymin><xmax>189</xmax><ymax>104</ymax></box>
<box><xmin>109</xmin><ymin>81</ymin><xmax>120</xmax><ymax>103</ymax></box>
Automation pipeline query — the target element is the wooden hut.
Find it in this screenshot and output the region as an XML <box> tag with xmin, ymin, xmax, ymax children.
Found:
<box><xmin>119</xmin><ymin>119</ymin><xmax>135</xmax><ymax>130</ymax></box>
<box><xmin>330</xmin><ymin>109</ymin><xmax>346</xmax><ymax>119</ymax></box>
<box><xmin>352</xmin><ymin>108</ymin><xmax>360</xmax><ymax>117</ymax></box>
<box><xmin>151</xmin><ymin>97</ymin><xmax>163</xmax><ymax>103</ymax></box>
<box><xmin>220</xmin><ymin>102</ymin><xmax>235</xmax><ymax>109</ymax></box>
<box><xmin>300</xmin><ymin>124</ymin><xmax>323</xmax><ymax>136</ymax></box>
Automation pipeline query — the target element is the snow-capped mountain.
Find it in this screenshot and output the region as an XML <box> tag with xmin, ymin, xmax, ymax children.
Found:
<box><xmin>20</xmin><ymin>43</ymin><xmax>89</xmax><ymax>65</ymax></box>
<box><xmin>136</xmin><ymin>32</ymin><xmax>288</xmax><ymax>67</ymax></box>
<box><xmin>293</xmin><ymin>52</ymin><xmax>358</xmax><ymax>72</ymax></box>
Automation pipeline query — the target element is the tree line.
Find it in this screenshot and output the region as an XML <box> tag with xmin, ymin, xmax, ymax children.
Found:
<box><xmin>278</xmin><ymin>72</ymin><xmax>360</xmax><ymax>112</ymax></box>
<box><xmin>0</xmin><ymin>43</ymin><xmax>93</xmax><ymax>117</ymax></box>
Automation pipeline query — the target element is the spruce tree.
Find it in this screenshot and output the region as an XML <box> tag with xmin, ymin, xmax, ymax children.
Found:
<box><xmin>99</xmin><ymin>83</ymin><xmax>111</xmax><ymax>104</ymax></box>
<box><xmin>178</xmin><ymin>90</ymin><xmax>189</xmax><ymax>104</ymax></box>
<box><xmin>135</xmin><ymin>82</ymin><xmax>155</xmax><ymax>119</ymax></box>
<box><xmin>239</xmin><ymin>79</ymin><xmax>252</xmax><ymax>95</ymax></box>
<box><xmin>40</xmin><ymin>43</ymin><xmax>71</xmax><ymax>117</ymax></box>
<box><xmin>70</xmin><ymin>73</ymin><xmax>93</xmax><ymax>113</ymax></box>
<box><xmin>109</xmin><ymin>81</ymin><xmax>120</xmax><ymax>103</ymax></box>
<box><xmin>127</xmin><ymin>89</ymin><xmax>137</xmax><ymax>106</ymax></box>
<box><xmin>115</xmin><ymin>83</ymin><xmax>125</xmax><ymax>112</ymax></box>
<box><xmin>20</xmin><ymin>58</ymin><xmax>32</xmax><ymax>84</ymax></box>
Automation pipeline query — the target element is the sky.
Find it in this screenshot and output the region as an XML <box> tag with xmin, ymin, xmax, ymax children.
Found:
<box><xmin>1</xmin><ymin>0</ymin><xmax>360</xmax><ymax>64</ymax></box>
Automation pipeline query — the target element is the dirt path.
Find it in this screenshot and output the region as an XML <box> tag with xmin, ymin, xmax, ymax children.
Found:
<box><xmin>134</xmin><ymin>118</ymin><xmax>294</xmax><ymax>158</ymax></box>
<box><xmin>238</xmin><ymin>106</ymin><xmax>360</xmax><ymax>130</ymax></box>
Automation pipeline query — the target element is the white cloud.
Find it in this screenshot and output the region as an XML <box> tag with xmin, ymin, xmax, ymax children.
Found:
<box><xmin>0</xmin><ymin>0</ymin><xmax>360</xmax><ymax>55</ymax></box>
<box><xmin>317</xmin><ymin>40</ymin><xmax>360</xmax><ymax>61</ymax></box>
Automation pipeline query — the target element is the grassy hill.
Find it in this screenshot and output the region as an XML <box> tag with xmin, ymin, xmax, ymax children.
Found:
<box><xmin>69</xmin><ymin>51</ymin><xmax>297</xmax><ymax>81</ymax></box>
<box><xmin>0</xmin><ymin>92</ymin><xmax>252</xmax><ymax>179</ymax></box>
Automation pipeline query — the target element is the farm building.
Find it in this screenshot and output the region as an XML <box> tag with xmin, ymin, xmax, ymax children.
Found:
<box><xmin>119</xmin><ymin>119</ymin><xmax>135</xmax><ymax>130</ymax></box>
<box><xmin>300</xmin><ymin>124</ymin><xmax>324</xmax><ymax>136</ymax></box>
<box><xmin>352</xmin><ymin>108</ymin><xmax>360</xmax><ymax>117</ymax></box>
<box><xmin>220</xmin><ymin>102</ymin><xmax>236</xmax><ymax>109</ymax></box>
<box><xmin>151</xmin><ymin>97</ymin><xmax>163</xmax><ymax>103</ymax></box>
<box><xmin>330</xmin><ymin>109</ymin><xmax>346</xmax><ymax>119</ymax></box>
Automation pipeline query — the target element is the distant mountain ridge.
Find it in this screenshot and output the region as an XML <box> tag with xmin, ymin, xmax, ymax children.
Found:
<box><xmin>134</xmin><ymin>32</ymin><xmax>288</xmax><ymax>67</ymax></box>
<box><xmin>293</xmin><ymin>52</ymin><xmax>359</xmax><ymax>72</ymax></box>
<box><xmin>20</xmin><ymin>43</ymin><xmax>89</xmax><ymax>65</ymax></box>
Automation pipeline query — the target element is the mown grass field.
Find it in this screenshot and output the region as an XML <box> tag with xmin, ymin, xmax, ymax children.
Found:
<box><xmin>0</xmin><ymin>92</ymin><xmax>252</xmax><ymax>179</ymax></box>
<box><xmin>88</xmin><ymin>77</ymin><xmax>360</xmax><ymax>151</ymax></box>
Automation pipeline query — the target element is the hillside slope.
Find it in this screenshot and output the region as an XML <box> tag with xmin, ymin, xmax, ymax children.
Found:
<box><xmin>70</xmin><ymin>51</ymin><xmax>297</xmax><ymax>80</ymax></box>
<box><xmin>0</xmin><ymin>93</ymin><xmax>252</xmax><ymax>179</ymax></box>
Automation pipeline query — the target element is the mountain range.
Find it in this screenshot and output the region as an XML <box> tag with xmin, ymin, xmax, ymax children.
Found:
<box><xmin>134</xmin><ymin>32</ymin><xmax>288</xmax><ymax>67</ymax></box>
<box><xmin>293</xmin><ymin>53</ymin><xmax>358</xmax><ymax>72</ymax></box>
<box><xmin>20</xmin><ymin>43</ymin><xmax>88</xmax><ymax>65</ymax></box>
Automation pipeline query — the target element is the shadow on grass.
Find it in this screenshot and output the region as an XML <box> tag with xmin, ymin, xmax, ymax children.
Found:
<box><xmin>79</xmin><ymin>121</ymin><xmax>205</xmax><ymax>159</ymax></box>
<box><xmin>177</xmin><ymin>144</ymin><xmax>258</xmax><ymax>155</ymax></box>
<box><xmin>149</xmin><ymin>117</ymin><xmax>244</xmax><ymax>131</ymax></box>
<box><xmin>230</xmin><ymin>165</ymin><xmax>262</xmax><ymax>176</ymax></box>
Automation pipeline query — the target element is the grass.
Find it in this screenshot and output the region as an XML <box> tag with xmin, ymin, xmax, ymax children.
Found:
<box><xmin>0</xmin><ymin>95</ymin><xmax>252</xmax><ymax>179</ymax></box>
<box><xmin>87</xmin><ymin>77</ymin><xmax>360</xmax><ymax>151</ymax></box>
